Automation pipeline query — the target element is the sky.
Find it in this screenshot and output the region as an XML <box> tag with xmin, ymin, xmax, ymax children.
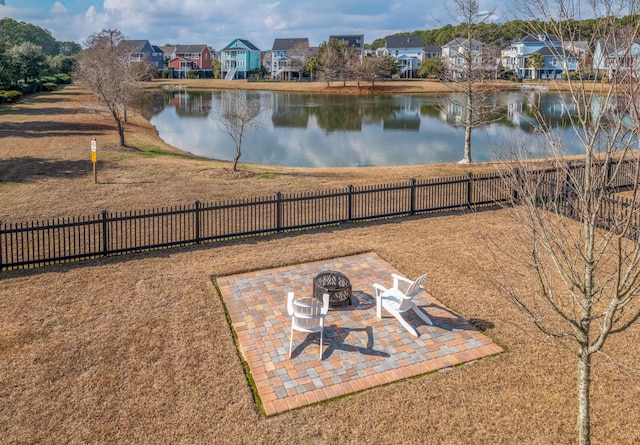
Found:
<box><xmin>0</xmin><ymin>0</ymin><xmax>587</xmax><ymax>51</ymax></box>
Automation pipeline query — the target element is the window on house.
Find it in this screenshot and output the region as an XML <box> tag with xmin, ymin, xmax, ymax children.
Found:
<box><xmin>552</xmin><ymin>58</ymin><xmax>557</xmax><ymax>66</ymax></box>
<box><xmin>193</xmin><ymin>53</ymin><xmax>199</xmax><ymax>59</ymax></box>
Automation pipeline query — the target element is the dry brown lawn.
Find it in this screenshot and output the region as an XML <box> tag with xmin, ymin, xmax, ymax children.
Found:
<box><xmin>1</xmin><ymin>81</ymin><xmax>638</xmax><ymax>444</ymax></box>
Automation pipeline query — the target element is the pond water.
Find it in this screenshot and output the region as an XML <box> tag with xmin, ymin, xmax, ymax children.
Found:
<box><xmin>143</xmin><ymin>89</ymin><xmax>588</xmax><ymax>167</ymax></box>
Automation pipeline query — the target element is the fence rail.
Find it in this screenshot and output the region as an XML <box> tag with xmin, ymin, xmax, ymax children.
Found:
<box><xmin>1</xmin><ymin>159</ymin><xmax>637</xmax><ymax>271</ymax></box>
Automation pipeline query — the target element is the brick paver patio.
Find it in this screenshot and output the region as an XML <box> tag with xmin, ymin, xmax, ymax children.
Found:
<box><xmin>216</xmin><ymin>252</ymin><xmax>503</xmax><ymax>416</ymax></box>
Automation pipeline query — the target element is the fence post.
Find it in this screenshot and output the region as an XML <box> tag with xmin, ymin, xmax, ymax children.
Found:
<box><xmin>101</xmin><ymin>210</ymin><xmax>108</xmax><ymax>257</ymax></box>
<box><xmin>275</xmin><ymin>192</ymin><xmax>282</xmax><ymax>232</ymax></box>
<box><xmin>410</xmin><ymin>178</ymin><xmax>416</xmax><ymax>215</ymax></box>
<box><xmin>511</xmin><ymin>168</ymin><xmax>520</xmax><ymax>203</ymax></box>
<box><xmin>347</xmin><ymin>185</ymin><xmax>353</xmax><ymax>221</ymax></box>
<box><xmin>0</xmin><ymin>220</ymin><xmax>3</xmax><ymax>272</ymax></box>
<box><xmin>194</xmin><ymin>200</ymin><xmax>201</xmax><ymax>244</ymax></box>
<box><xmin>466</xmin><ymin>172</ymin><xmax>473</xmax><ymax>209</ymax></box>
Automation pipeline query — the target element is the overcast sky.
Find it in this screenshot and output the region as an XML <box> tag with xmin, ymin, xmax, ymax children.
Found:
<box><xmin>1</xmin><ymin>0</ymin><xmax>589</xmax><ymax>50</ymax></box>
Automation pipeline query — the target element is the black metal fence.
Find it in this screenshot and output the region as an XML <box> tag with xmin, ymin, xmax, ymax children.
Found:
<box><xmin>1</xmin><ymin>159</ymin><xmax>637</xmax><ymax>271</ymax></box>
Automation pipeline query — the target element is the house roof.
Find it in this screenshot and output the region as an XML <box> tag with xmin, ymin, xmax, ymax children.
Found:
<box><xmin>443</xmin><ymin>37</ymin><xmax>484</xmax><ymax>48</ymax></box>
<box><xmin>222</xmin><ymin>38</ymin><xmax>260</xmax><ymax>51</ymax></box>
<box><xmin>532</xmin><ymin>46</ymin><xmax>576</xmax><ymax>58</ymax></box>
<box><xmin>423</xmin><ymin>45</ymin><xmax>441</xmax><ymax>53</ymax></box>
<box><xmin>175</xmin><ymin>45</ymin><xmax>209</xmax><ymax>54</ymax></box>
<box><xmin>119</xmin><ymin>40</ymin><xmax>150</xmax><ymax>53</ymax></box>
<box><xmin>151</xmin><ymin>45</ymin><xmax>164</xmax><ymax>54</ymax></box>
<box><xmin>159</xmin><ymin>45</ymin><xmax>176</xmax><ymax>56</ymax></box>
<box><xmin>514</xmin><ymin>33</ymin><xmax>560</xmax><ymax>44</ymax></box>
<box><xmin>272</xmin><ymin>38</ymin><xmax>309</xmax><ymax>51</ymax></box>
<box><xmin>329</xmin><ymin>35</ymin><xmax>364</xmax><ymax>49</ymax></box>
<box><xmin>385</xmin><ymin>35</ymin><xmax>424</xmax><ymax>49</ymax></box>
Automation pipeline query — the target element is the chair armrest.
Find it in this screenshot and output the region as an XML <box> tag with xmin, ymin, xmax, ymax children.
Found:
<box><xmin>391</xmin><ymin>273</ymin><xmax>413</xmax><ymax>284</ymax></box>
<box><xmin>372</xmin><ymin>283</ymin><xmax>387</xmax><ymax>297</ymax></box>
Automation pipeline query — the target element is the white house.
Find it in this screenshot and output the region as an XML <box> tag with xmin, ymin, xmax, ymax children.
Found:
<box><xmin>270</xmin><ymin>38</ymin><xmax>309</xmax><ymax>80</ymax></box>
<box><xmin>381</xmin><ymin>35</ymin><xmax>424</xmax><ymax>78</ymax></box>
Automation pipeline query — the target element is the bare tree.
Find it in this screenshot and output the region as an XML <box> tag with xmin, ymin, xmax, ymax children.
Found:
<box><xmin>213</xmin><ymin>89</ymin><xmax>263</xmax><ymax>171</ymax></box>
<box><xmin>442</xmin><ymin>0</ymin><xmax>500</xmax><ymax>164</ymax></box>
<box><xmin>317</xmin><ymin>38</ymin><xmax>350</xmax><ymax>87</ymax></box>
<box><xmin>496</xmin><ymin>2</ymin><xmax>640</xmax><ymax>444</ymax></box>
<box><xmin>74</xmin><ymin>29</ymin><xmax>136</xmax><ymax>147</ymax></box>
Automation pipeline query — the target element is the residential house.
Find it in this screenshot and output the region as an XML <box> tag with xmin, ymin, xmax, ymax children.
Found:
<box><xmin>529</xmin><ymin>46</ymin><xmax>579</xmax><ymax>80</ymax></box>
<box><xmin>593</xmin><ymin>37</ymin><xmax>640</xmax><ymax>79</ymax></box>
<box><xmin>381</xmin><ymin>35</ymin><xmax>424</xmax><ymax>78</ymax></box>
<box><xmin>423</xmin><ymin>45</ymin><xmax>441</xmax><ymax>60</ymax></box>
<box><xmin>502</xmin><ymin>33</ymin><xmax>578</xmax><ymax>79</ymax></box>
<box><xmin>119</xmin><ymin>40</ymin><xmax>164</xmax><ymax>73</ymax></box>
<box><xmin>167</xmin><ymin>44</ymin><xmax>213</xmax><ymax>78</ymax></box>
<box><xmin>221</xmin><ymin>38</ymin><xmax>261</xmax><ymax>80</ymax></box>
<box><xmin>270</xmin><ymin>38</ymin><xmax>309</xmax><ymax>80</ymax></box>
<box><xmin>330</xmin><ymin>35</ymin><xmax>365</xmax><ymax>62</ymax></box>
<box><xmin>441</xmin><ymin>37</ymin><xmax>485</xmax><ymax>80</ymax></box>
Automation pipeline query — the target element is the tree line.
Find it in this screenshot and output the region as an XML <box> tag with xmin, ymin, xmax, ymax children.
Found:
<box><xmin>0</xmin><ymin>18</ymin><xmax>80</xmax><ymax>98</ymax></box>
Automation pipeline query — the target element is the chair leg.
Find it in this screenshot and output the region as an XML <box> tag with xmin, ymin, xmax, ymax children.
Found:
<box><xmin>289</xmin><ymin>327</ymin><xmax>294</xmax><ymax>358</ymax></box>
<box><xmin>392</xmin><ymin>312</ymin><xmax>419</xmax><ymax>337</ymax></box>
<box><xmin>319</xmin><ymin>327</ymin><xmax>323</xmax><ymax>360</ymax></box>
<box><xmin>413</xmin><ymin>306</ymin><xmax>433</xmax><ymax>326</ymax></box>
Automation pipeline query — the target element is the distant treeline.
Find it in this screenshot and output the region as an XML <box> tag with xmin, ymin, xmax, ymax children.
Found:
<box><xmin>0</xmin><ymin>17</ymin><xmax>81</xmax><ymax>56</ymax></box>
<box><xmin>367</xmin><ymin>16</ymin><xmax>638</xmax><ymax>49</ymax></box>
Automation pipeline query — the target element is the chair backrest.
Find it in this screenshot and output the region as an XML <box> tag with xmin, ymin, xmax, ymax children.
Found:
<box><xmin>405</xmin><ymin>273</ymin><xmax>428</xmax><ymax>298</ymax></box>
<box><xmin>287</xmin><ymin>292</ymin><xmax>329</xmax><ymax>332</ymax></box>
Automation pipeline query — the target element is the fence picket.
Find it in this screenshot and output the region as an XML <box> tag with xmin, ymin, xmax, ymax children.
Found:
<box><xmin>1</xmin><ymin>159</ymin><xmax>638</xmax><ymax>271</ymax></box>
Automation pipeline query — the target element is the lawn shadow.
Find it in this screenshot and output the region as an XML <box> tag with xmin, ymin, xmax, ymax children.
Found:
<box><xmin>0</xmin><ymin>120</ymin><xmax>113</xmax><ymax>139</ymax></box>
<box><xmin>0</xmin><ymin>156</ymin><xmax>97</xmax><ymax>183</ymax></box>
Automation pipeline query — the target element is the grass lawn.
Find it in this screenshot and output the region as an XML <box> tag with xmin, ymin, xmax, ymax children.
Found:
<box><xmin>0</xmin><ymin>81</ymin><xmax>638</xmax><ymax>444</ymax></box>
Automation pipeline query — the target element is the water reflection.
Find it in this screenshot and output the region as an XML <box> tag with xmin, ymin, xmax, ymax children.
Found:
<box><xmin>144</xmin><ymin>90</ymin><xmax>591</xmax><ymax>167</ymax></box>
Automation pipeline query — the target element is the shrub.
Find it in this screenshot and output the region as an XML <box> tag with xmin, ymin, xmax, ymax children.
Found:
<box><xmin>162</xmin><ymin>70</ymin><xmax>170</xmax><ymax>79</ymax></box>
<box><xmin>186</xmin><ymin>69</ymin><xmax>200</xmax><ymax>79</ymax></box>
<box><xmin>0</xmin><ymin>91</ymin><xmax>5</xmax><ymax>104</ymax></box>
<box><xmin>42</xmin><ymin>76</ymin><xmax>59</xmax><ymax>84</ymax></box>
<box><xmin>56</xmin><ymin>74</ymin><xmax>72</xmax><ymax>84</ymax></box>
<box><xmin>4</xmin><ymin>90</ymin><xmax>23</xmax><ymax>103</ymax></box>
<box><xmin>20</xmin><ymin>80</ymin><xmax>40</xmax><ymax>94</ymax></box>
<box><xmin>41</xmin><ymin>82</ymin><xmax>58</xmax><ymax>91</ymax></box>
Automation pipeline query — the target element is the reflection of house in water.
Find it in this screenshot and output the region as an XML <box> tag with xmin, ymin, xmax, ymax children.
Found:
<box><xmin>270</xmin><ymin>93</ymin><xmax>310</xmax><ymax>128</ymax></box>
<box><xmin>383</xmin><ymin>110</ymin><xmax>420</xmax><ymax>131</ymax></box>
<box><xmin>166</xmin><ymin>91</ymin><xmax>212</xmax><ymax>117</ymax></box>
<box><xmin>383</xmin><ymin>96</ymin><xmax>421</xmax><ymax>131</ymax></box>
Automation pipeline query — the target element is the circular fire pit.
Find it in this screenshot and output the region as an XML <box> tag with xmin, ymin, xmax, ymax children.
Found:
<box><xmin>313</xmin><ymin>270</ymin><xmax>352</xmax><ymax>307</ymax></box>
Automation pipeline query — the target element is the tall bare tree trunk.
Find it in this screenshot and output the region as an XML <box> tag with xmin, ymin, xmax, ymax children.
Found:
<box><xmin>577</xmin><ymin>349</ymin><xmax>591</xmax><ymax>445</ymax></box>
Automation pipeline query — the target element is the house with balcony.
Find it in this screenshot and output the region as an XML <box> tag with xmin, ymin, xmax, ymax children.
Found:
<box><xmin>167</xmin><ymin>44</ymin><xmax>213</xmax><ymax>78</ymax></box>
<box><xmin>270</xmin><ymin>38</ymin><xmax>309</xmax><ymax>80</ymax></box>
<box><xmin>381</xmin><ymin>35</ymin><xmax>424</xmax><ymax>78</ymax></box>
<box><xmin>441</xmin><ymin>37</ymin><xmax>485</xmax><ymax>80</ymax></box>
<box><xmin>502</xmin><ymin>33</ymin><xmax>578</xmax><ymax>79</ymax></box>
<box><xmin>119</xmin><ymin>40</ymin><xmax>164</xmax><ymax>72</ymax></box>
<box><xmin>221</xmin><ymin>38</ymin><xmax>261</xmax><ymax>80</ymax></box>
<box><xmin>593</xmin><ymin>37</ymin><xmax>640</xmax><ymax>79</ymax></box>
<box><xmin>423</xmin><ymin>45</ymin><xmax>441</xmax><ymax>60</ymax></box>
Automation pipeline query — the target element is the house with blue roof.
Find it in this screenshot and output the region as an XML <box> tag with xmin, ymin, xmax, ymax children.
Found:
<box><xmin>503</xmin><ymin>34</ymin><xmax>578</xmax><ymax>79</ymax></box>
<box><xmin>221</xmin><ymin>38</ymin><xmax>261</xmax><ymax>80</ymax></box>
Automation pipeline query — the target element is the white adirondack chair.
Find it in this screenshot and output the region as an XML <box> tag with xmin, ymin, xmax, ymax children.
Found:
<box><xmin>373</xmin><ymin>273</ymin><xmax>432</xmax><ymax>337</ymax></box>
<box><xmin>287</xmin><ymin>292</ymin><xmax>330</xmax><ymax>360</ymax></box>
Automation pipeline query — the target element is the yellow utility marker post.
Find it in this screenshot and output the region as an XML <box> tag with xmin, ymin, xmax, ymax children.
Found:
<box><xmin>91</xmin><ymin>138</ymin><xmax>97</xmax><ymax>183</ymax></box>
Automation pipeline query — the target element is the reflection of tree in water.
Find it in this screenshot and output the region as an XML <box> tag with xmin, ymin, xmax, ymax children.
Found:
<box><xmin>271</xmin><ymin>93</ymin><xmax>310</xmax><ymax>128</ymax></box>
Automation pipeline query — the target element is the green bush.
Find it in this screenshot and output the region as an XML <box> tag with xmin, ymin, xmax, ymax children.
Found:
<box><xmin>42</xmin><ymin>76</ymin><xmax>59</xmax><ymax>84</ymax></box>
<box><xmin>20</xmin><ymin>80</ymin><xmax>41</xmax><ymax>94</ymax></box>
<box><xmin>162</xmin><ymin>70</ymin><xmax>170</xmax><ymax>79</ymax></box>
<box><xmin>186</xmin><ymin>69</ymin><xmax>200</xmax><ymax>79</ymax></box>
<box><xmin>4</xmin><ymin>90</ymin><xmax>23</xmax><ymax>103</ymax></box>
<box><xmin>0</xmin><ymin>91</ymin><xmax>5</xmax><ymax>104</ymax></box>
<box><xmin>56</xmin><ymin>73</ymin><xmax>72</xmax><ymax>84</ymax></box>
<box><xmin>41</xmin><ymin>82</ymin><xmax>58</xmax><ymax>91</ymax></box>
